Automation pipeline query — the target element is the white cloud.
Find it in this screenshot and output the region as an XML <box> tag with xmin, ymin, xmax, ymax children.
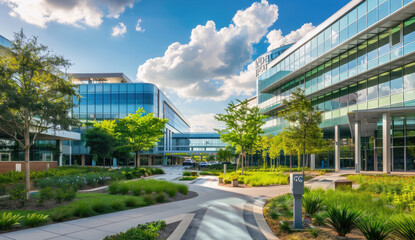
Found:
<box><xmin>187</xmin><ymin>113</ymin><xmax>224</xmax><ymax>132</ymax></box>
<box><xmin>0</xmin><ymin>0</ymin><xmax>139</xmax><ymax>28</ymax></box>
<box><xmin>137</xmin><ymin>0</ymin><xmax>278</xmax><ymax>101</ymax></box>
<box><xmin>112</xmin><ymin>22</ymin><xmax>127</xmax><ymax>37</ymax></box>
<box><xmin>266</xmin><ymin>23</ymin><xmax>315</xmax><ymax>51</ymax></box>
<box><xmin>135</xmin><ymin>18</ymin><xmax>145</xmax><ymax>32</ymax></box>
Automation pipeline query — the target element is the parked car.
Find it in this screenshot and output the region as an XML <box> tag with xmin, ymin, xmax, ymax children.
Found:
<box><xmin>183</xmin><ymin>159</ymin><xmax>195</xmax><ymax>167</ymax></box>
<box><xmin>199</xmin><ymin>161</ymin><xmax>208</xmax><ymax>168</ymax></box>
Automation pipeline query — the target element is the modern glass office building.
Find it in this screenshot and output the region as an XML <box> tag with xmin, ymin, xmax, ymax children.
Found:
<box><xmin>69</xmin><ymin>73</ymin><xmax>191</xmax><ymax>166</ymax></box>
<box><xmin>256</xmin><ymin>0</ymin><xmax>415</xmax><ymax>173</ymax></box>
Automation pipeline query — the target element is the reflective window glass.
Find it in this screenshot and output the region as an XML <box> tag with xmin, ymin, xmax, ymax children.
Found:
<box><xmin>357</xmin><ymin>41</ymin><xmax>368</xmax><ymax>65</ymax></box>
<box><xmin>331</xmin><ymin>57</ymin><xmax>340</xmax><ymax>76</ymax></box>
<box><xmin>378</xmin><ymin>31</ymin><xmax>390</xmax><ymax>56</ymax></box>
<box><xmin>339</xmin><ymin>53</ymin><xmax>348</xmax><ymax>74</ymax></box>
<box><xmin>324</xmin><ymin>27</ymin><xmax>331</xmax><ymax>40</ymax></box>
<box><xmin>332</xmin><ymin>20</ymin><xmax>340</xmax><ymax>36</ymax></box>
<box><xmin>357</xmin><ymin>80</ymin><xmax>367</xmax><ymax>103</ymax></box>
<box><xmin>367</xmin><ymin>76</ymin><xmax>378</xmax><ymax>100</ymax></box>
<box><xmin>391</xmin><ymin>24</ymin><xmax>402</xmax><ymax>48</ymax></box>
<box><xmin>404</xmin><ymin>16</ymin><xmax>415</xmax><ymax>44</ymax></box>
<box><xmin>348</xmin><ymin>48</ymin><xmax>358</xmax><ymax>69</ymax></box>
<box><xmin>367</xmin><ymin>36</ymin><xmax>378</xmax><ymax>61</ymax></box>
<box><xmin>340</xmin><ymin>15</ymin><xmax>348</xmax><ymax>30</ymax></box>
<box><xmin>367</xmin><ymin>8</ymin><xmax>378</xmax><ymax>26</ymax></box>
<box><xmin>358</xmin><ymin>1</ymin><xmax>367</xmax><ymax>18</ymax></box>
<box><xmin>340</xmin><ymin>28</ymin><xmax>348</xmax><ymax>43</ymax></box>
<box><xmin>368</xmin><ymin>0</ymin><xmax>378</xmax><ymax>11</ymax></box>
<box><xmin>390</xmin><ymin>0</ymin><xmax>402</xmax><ymax>12</ymax></box>
<box><xmin>378</xmin><ymin>1</ymin><xmax>389</xmax><ymax>20</ymax></box>
<box><xmin>332</xmin><ymin>33</ymin><xmax>339</xmax><ymax>47</ymax></box>
<box><xmin>358</xmin><ymin>16</ymin><xmax>367</xmax><ymax>32</ymax></box>
<box><xmin>349</xmin><ymin>8</ymin><xmax>357</xmax><ymax>23</ymax></box>
<box><xmin>404</xmin><ymin>62</ymin><xmax>415</xmax><ymax>90</ymax></box>
<box><xmin>339</xmin><ymin>87</ymin><xmax>348</xmax><ymax>108</ymax></box>
<box><xmin>379</xmin><ymin>72</ymin><xmax>390</xmax><ymax>97</ymax></box>
<box><xmin>349</xmin><ymin>22</ymin><xmax>357</xmax><ymax>37</ymax></box>
<box><xmin>348</xmin><ymin>84</ymin><xmax>358</xmax><ymax>105</ymax></box>
<box><xmin>391</xmin><ymin>68</ymin><xmax>403</xmax><ymax>94</ymax></box>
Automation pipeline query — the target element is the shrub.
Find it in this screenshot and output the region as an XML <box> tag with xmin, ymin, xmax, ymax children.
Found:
<box><xmin>144</xmin><ymin>186</ymin><xmax>153</xmax><ymax>194</ymax></box>
<box><xmin>9</xmin><ymin>184</ymin><xmax>26</xmax><ymax>206</ymax></box>
<box><xmin>103</xmin><ymin>221</ymin><xmax>165</xmax><ymax>240</ymax></box>
<box><xmin>73</xmin><ymin>202</ymin><xmax>95</xmax><ymax>217</ymax></box>
<box><xmin>111</xmin><ymin>200</ymin><xmax>125</xmax><ymax>210</ymax></box>
<box><xmin>21</xmin><ymin>213</ymin><xmax>49</xmax><ymax>227</ymax></box>
<box><xmin>132</xmin><ymin>186</ymin><xmax>142</xmax><ymax>196</ymax></box>
<box><xmin>92</xmin><ymin>201</ymin><xmax>112</xmax><ymax>213</ymax></box>
<box><xmin>308</xmin><ymin>227</ymin><xmax>320</xmax><ymax>238</ymax></box>
<box><xmin>303</xmin><ymin>193</ymin><xmax>324</xmax><ymax>216</ymax></box>
<box><xmin>0</xmin><ymin>184</ymin><xmax>6</xmax><ymax>196</ymax></box>
<box><xmin>143</xmin><ymin>194</ymin><xmax>154</xmax><ymax>205</ymax></box>
<box><xmin>155</xmin><ymin>193</ymin><xmax>165</xmax><ymax>203</ymax></box>
<box><xmin>279</xmin><ymin>221</ymin><xmax>293</xmax><ymax>233</ymax></box>
<box><xmin>179</xmin><ymin>176</ymin><xmax>197</xmax><ymax>181</ymax></box>
<box><xmin>108</xmin><ymin>182</ymin><xmax>119</xmax><ymax>195</ymax></box>
<box><xmin>54</xmin><ymin>188</ymin><xmax>65</xmax><ymax>203</ymax></box>
<box><xmin>356</xmin><ymin>218</ymin><xmax>393</xmax><ymax>240</ymax></box>
<box><xmin>124</xmin><ymin>197</ymin><xmax>138</xmax><ymax>207</ymax></box>
<box><xmin>50</xmin><ymin>208</ymin><xmax>73</xmax><ymax>222</ymax></box>
<box><xmin>165</xmin><ymin>188</ymin><xmax>176</xmax><ymax>198</ymax></box>
<box><xmin>118</xmin><ymin>183</ymin><xmax>129</xmax><ymax>195</ymax></box>
<box><xmin>270</xmin><ymin>211</ymin><xmax>279</xmax><ymax>220</ymax></box>
<box><xmin>324</xmin><ymin>205</ymin><xmax>361</xmax><ymax>236</ymax></box>
<box><xmin>390</xmin><ymin>215</ymin><xmax>415</xmax><ymax>240</ymax></box>
<box><xmin>0</xmin><ymin>213</ymin><xmax>22</xmax><ymax>231</ymax></box>
<box><xmin>39</xmin><ymin>187</ymin><xmax>53</xmax><ymax>203</ymax></box>
<box><xmin>183</xmin><ymin>171</ymin><xmax>192</xmax><ymax>176</ymax></box>
<box><xmin>153</xmin><ymin>168</ymin><xmax>164</xmax><ymax>174</ymax></box>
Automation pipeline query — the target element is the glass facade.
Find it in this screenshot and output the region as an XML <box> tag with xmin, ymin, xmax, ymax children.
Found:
<box><xmin>171</xmin><ymin>133</ymin><xmax>227</xmax><ymax>152</ymax></box>
<box><xmin>256</xmin><ymin>0</ymin><xmax>415</xmax><ymax>171</ymax></box>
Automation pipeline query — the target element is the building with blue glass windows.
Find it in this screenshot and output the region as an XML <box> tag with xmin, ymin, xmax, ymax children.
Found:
<box><xmin>256</xmin><ymin>0</ymin><xmax>415</xmax><ymax>173</ymax></box>
<box><xmin>69</xmin><ymin>73</ymin><xmax>192</xmax><ymax>166</ymax></box>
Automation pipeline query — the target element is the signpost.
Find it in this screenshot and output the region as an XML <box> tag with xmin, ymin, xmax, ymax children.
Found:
<box><xmin>290</xmin><ymin>173</ymin><xmax>304</xmax><ymax>229</ymax></box>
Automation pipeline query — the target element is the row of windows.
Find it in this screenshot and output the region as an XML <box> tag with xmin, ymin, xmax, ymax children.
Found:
<box><xmin>259</xmin><ymin>16</ymin><xmax>415</xmax><ymax>108</ymax></box>
<box><xmin>78</xmin><ymin>83</ymin><xmax>157</xmax><ymax>94</ymax></box>
<box><xmin>163</xmin><ymin>103</ymin><xmax>190</xmax><ymax>133</ymax></box>
<box><xmin>258</xmin><ymin>0</ymin><xmax>413</xmax><ymax>91</ymax></box>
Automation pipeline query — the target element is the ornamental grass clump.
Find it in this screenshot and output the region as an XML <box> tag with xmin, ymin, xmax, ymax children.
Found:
<box><xmin>73</xmin><ymin>202</ymin><xmax>95</xmax><ymax>217</ymax></box>
<box><xmin>21</xmin><ymin>213</ymin><xmax>49</xmax><ymax>227</ymax></box>
<box><xmin>324</xmin><ymin>205</ymin><xmax>361</xmax><ymax>236</ymax></box>
<box><xmin>303</xmin><ymin>192</ymin><xmax>324</xmax><ymax>216</ymax></box>
<box><xmin>0</xmin><ymin>213</ymin><xmax>22</xmax><ymax>231</ymax></box>
<box><xmin>390</xmin><ymin>215</ymin><xmax>415</xmax><ymax>240</ymax></box>
<box><xmin>355</xmin><ymin>217</ymin><xmax>393</xmax><ymax>240</ymax></box>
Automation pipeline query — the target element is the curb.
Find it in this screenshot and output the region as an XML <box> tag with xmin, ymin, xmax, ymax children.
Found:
<box><xmin>253</xmin><ymin>198</ymin><xmax>279</xmax><ymax>240</ymax></box>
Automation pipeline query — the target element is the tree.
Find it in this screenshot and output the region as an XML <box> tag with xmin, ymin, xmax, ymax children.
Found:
<box><xmin>269</xmin><ymin>134</ymin><xmax>283</xmax><ymax>169</ymax></box>
<box><xmin>0</xmin><ymin>31</ymin><xmax>79</xmax><ymax>199</ymax></box>
<box><xmin>279</xmin><ymin>88</ymin><xmax>323</xmax><ymax>175</ymax></box>
<box><xmin>215</xmin><ymin>100</ymin><xmax>267</xmax><ymax>175</ymax></box>
<box><xmin>115</xmin><ymin>108</ymin><xmax>167</xmax><ymax>167</ymax></box>
<box><xmin>84</xmin><ymin>121</ymin><xmax>115</xmax><ymax>167</ymax></box>
<box><xmin>257</xmin><ymin>135</ymin><xmax>270</xmax><ymax>169</ymax></box>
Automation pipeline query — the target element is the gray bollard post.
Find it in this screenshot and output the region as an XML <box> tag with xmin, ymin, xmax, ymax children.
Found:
<box><xmin>290</xmin><ymin>173</ymin><xmax>304</xmax><ymax>229</ymax></box>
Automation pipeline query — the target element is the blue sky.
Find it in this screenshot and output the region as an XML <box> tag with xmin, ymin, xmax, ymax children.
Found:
<box><xmin>0</xmin><ymin>0</ymin><xmax>348</xmax><ymax>131</ymax></box>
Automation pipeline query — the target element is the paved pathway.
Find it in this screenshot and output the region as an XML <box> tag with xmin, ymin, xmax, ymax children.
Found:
<box><xmin>0</xmin><ymin>167</ymin><xmax>347</xmax><ymax>240</ymax></box>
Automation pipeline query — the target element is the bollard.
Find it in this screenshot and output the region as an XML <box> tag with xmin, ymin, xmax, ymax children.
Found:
<box><xmin>290</xmin><ymin>173</ymin><xmax>304</xmax><ymax>229</ymax></box>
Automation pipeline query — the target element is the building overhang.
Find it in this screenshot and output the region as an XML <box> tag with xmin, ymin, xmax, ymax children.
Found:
<box><xmin>36</xmin><ymin>129</ymin><xmax>81</xmax><ymax>141</ymax></box>
<box><xmin>347</xmin><ymin>106</ymin><xmax>415</xmax><ymax>138</ymax></box>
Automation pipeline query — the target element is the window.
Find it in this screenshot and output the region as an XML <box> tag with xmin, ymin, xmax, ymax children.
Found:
<box><xmin>340</xmin><ymin>28</ymin><xmax>348</xmax><ymax>43</ymax></box>
<box><xmin>339</xmin><ymin>53</ymin><xmax>348</xmax><ymax>74</ymax></box>
<box><xmin>378</xmin><ymin>72</ymin><xmax>390</xmax><ymax>97</ymax></box>
<box><xmin>349</xmin><ymin>22</ymin><xmax>357</xmax><ymax>38</ymax></box>
<box><xmin>367</xmin><ymin>36</ymin><xmax>378</xmax><ymax>61</ymax></box>
<box><xmin>348</xmin><ymin>84</ymin><xmax>358</xmax><ymax>105</ymax></box>
<box><xmin>367</xmin><ymin>77</ymin><xmax>378</xmax><ymax>100</ymax></box>
<box><xmin>340</xmin><ymin>15</ymin><xmax>348</xmax><ymax>30</ymax></box>
<box><xmin>391</xmin><ymin>68</ymin><xmax>403</xmax><ymax>94</ymax></box>
<box><xmin>0</xmin><ymin>153</ymin><xmax>11</xmax><ymax>161</ymax></box>
<box><xmin>404</xmin><ymin>62</ymin><xmax>415</xmax><ymax>90</ymax></box>
<box><xmin>339</xmin><ymin>87</ymin><xmax>348</xmax><ymax>108</ymax></box>
<box><xmin>378</xmin><ymin>31</ymin><xmax>390</xmax><ymax>56</ymax></box>
<box><xmin>349</xmin><ymin>8</ymin><xmax>357</xmax><ymax>23</ymax></box>
<box><xmin>391</xmin><ymin>24</ymin><xmax>402</xmax><ymax>49</ymax></box>
<box><xmin>367</xmin><ymin>8</ymin><xmax>378</xmax><ymax>26</ymax></box>
<box><xmin>368</xmin><ymin>0</ymin><xmax>378</xmax><ymax>11</ymax></box>
<box><xmin>378</xmin><ymin>1</ymin><xmax>389</xmax><ymax>20</ymax></box>
<box><xmin>42</xmin><ymin>154</ymin><xmax>53</xmax><ymax>162</ymax></box>
<box><xmin>358</xmin><ymin>2</ymin><xmax>367</xmax><ymax>18</ymax></box>
<box><xmin>357</xmin><ymin>80</ymin><xmax>367</xmax><ymax>103</ymax></box>
<box><xmin>390</xmin><ymin>0</ymin><xmax>402</xmax><ymax>13</ymax></box>
<box><xmin>357</xmin><ymin>41</ymin><xmax>368</xmax><ymax>65</ymax></box>
<box><xmin>358</xmin><ymin>16</ymin><xmax>367</xmax><ymax>32</ymax></box>
<box><xmin>404</xmin><ymin>16</ymin><xmax>415</xmax><ymax>44</ymax></box>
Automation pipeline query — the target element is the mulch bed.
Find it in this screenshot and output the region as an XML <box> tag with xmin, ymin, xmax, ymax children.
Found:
<box><xmin>157</xmin><ymin>221</ymin><xmax>181</xmax><ymax>240</ymax></box>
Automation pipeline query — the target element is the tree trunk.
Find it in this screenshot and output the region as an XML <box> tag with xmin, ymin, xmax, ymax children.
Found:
<box><xmin>136</xmin><ymin>153</ymin><xmax>140</xmax><ymax>167</ymax></box>
<box><xmin>290</xmin><ymin>155</ymin><xmax>292</xmax><ymax>172</ymax></box>
<box><xmin>303</xmin><ymin>144</ymin><xmax>306</xmax><ymax>176</ymax></box>
<box><xmin>24</xmin><ymin>118</ymin><xmax>31</xmax><ymax>200</ymax></box>
<box><xmin>148</xmin><ymin>155</ymin><xmax>151</xmax><ymax>166</ymax></box>
<box><xmin>236</xmin><ymin>153</ymin><xmax>240</xmax><ymax>173</ymax></box>
<box><xmin>103</xmin><ymin>156</ymin><xmax>106</xmax><ymax>168</ymax></box>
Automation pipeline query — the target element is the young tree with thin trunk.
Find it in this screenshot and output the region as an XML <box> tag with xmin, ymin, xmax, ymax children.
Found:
<box><xmin>84</xmin><ymin>121</ymin><xmax>115</xmax><ymax>167</ymax></box>
<box><xmin>115</xmin><ymin>108</ymin><xmax>167</xmax><ymax>167</ymax></box>
<box><xmin>0</xmin><ymin>30</ymin><xmax>79</xmax><ymax>199</ymax></box>
<box><xmin>215</xmin><ymin>100</ymin><xmax>267</xmax><ymax>175</ymax></box>
<box><xmin>279</xmin><ymin>88</ymin><xmax>323</xmax><ymax>175</ymax></box>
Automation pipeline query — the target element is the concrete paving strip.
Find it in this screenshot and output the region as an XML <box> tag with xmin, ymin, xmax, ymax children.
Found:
<box><xmin>166</xmin><ymin>213</ymin><xmax>195</xmax><ymax>240</ymax></box>
<box><xmin>252</xmin><ymin>199</ymin><xmax>279</xmax><ymax>240</ymax></box>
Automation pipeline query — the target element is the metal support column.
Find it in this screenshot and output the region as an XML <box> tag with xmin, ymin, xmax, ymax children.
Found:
<box><xmin>354</xmin><ymin>121</ymin><xmax>361</xmax><ymax>173</ymax></box>
<box><xmin>335</xmin><ymin>125</ymin><xmax>340</xmax><ymax>171</ymax></box>
<box><xmin>383</xmin><ymin>112</ymin><xmax>391</xmax><ymax>174</ymax></box>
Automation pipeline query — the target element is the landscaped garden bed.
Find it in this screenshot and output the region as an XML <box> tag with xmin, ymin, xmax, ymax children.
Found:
<box><xmin>103</xmin><ymin>220</ymin><xmax>180</xmax><ymax>240</ymax></box>
<box><xmin>0</xmin><ymin>179</ymin><xmax>195</xmax><ymax>233</ymax></box>
<box><xmin>264</xmin><ymin>174</ymin><xmax>415</xmax><ymax>240</ymax></box>
<box><xmin>179</xmin><ymin>171</ymin><xmax>198</xmax><ymax>181</ymax></box>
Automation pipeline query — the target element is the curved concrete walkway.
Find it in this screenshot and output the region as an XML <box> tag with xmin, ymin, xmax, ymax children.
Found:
<box><xmin>0</xmin><ymin>167</ymin><xmax>345</xmax><ymax>240</ymax></box>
